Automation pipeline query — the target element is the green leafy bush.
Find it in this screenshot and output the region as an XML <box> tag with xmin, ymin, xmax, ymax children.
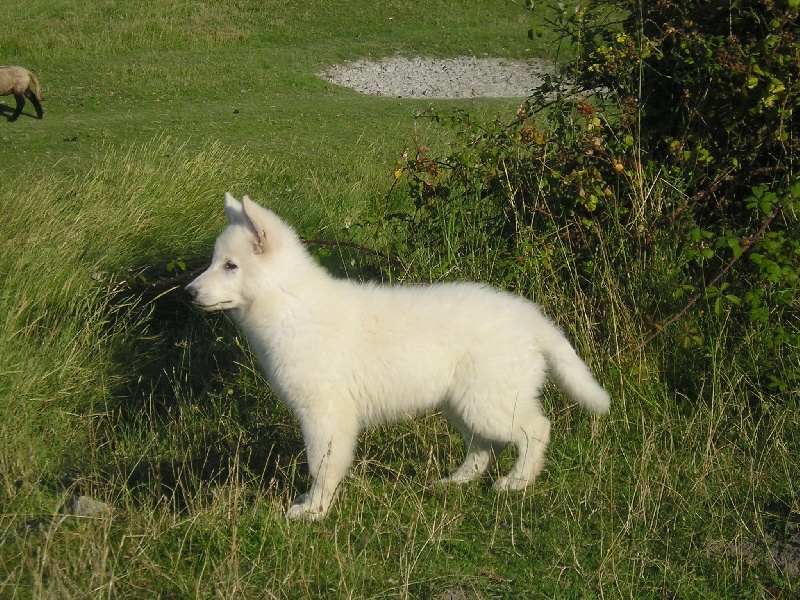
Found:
<box><xmin>378</xmin><ymin>98</ymin><xmax>624</xmax><ymax>286</ymax></box>
<box><xmin>366</xmin><ymin>0</ymin><xmax>799</xmax><ymax>395</ymax></box>
<box><xmin>580</xmin><ymin>0</ymin><xmax>800</xmax><ymax>393</ymax></box>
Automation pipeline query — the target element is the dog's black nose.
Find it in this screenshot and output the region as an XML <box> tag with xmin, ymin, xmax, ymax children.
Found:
<box><xmin>184</xmin><ymin>284</ymin><xmax>197</xmax><ymax>301</ymax></box>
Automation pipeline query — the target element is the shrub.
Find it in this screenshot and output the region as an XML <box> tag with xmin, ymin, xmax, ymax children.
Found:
<box><xmin>363</xmin><ymin>0</ymin><xmax>799</xmax><ymax>395</ymax></box>
<box><xmin>577</xmin><ymin>0</ymin><xmax>799</xmax><ymax>392</ymax></box>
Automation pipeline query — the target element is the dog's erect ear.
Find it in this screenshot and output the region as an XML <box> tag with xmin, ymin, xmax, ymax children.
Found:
<box><xmin>240</xmin><ymin>195</ymin><xmax>268</xmax><ymax>254</ymax></box>
<box><xmin>223</xmin><ymin>192</ymin><xmax>245</xmax><ymax>225</ymax></box>
<box><xmin>223</xmin><ymin>193</ymin><xmax>267</xmax><ymax>253</ymax></box>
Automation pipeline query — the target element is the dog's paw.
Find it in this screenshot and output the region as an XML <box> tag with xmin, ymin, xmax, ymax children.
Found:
<box><xmin>285</xmin><ymin>495</ymin><xmax>325</xmax><ymax>521</ymax></box>
<box><xmin>493</xmin><ymin>476</ymin><xmax>530</xmax><ymax>491</ymax></box>
<box><xmin>439</xmin><ymin>472</ymin><xmax>478</xmax><ymax>486</ymax></box>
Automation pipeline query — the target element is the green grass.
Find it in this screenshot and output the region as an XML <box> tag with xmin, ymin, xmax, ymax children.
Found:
<box><xmin>1</xmin><ymin>1</ymin><xmax>798</xmax><ymax>598</ymax></box>
<box><xmin>1</xmin><ymin>0</ymin><xmax>542</xmax><ymax>179</ymax></box>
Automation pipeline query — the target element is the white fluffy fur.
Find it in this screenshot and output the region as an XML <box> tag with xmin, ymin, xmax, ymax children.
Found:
<box><xmin>185</xmin><ymin>193</ymin><xmax>610</xmax><ymax>520</ymax></box>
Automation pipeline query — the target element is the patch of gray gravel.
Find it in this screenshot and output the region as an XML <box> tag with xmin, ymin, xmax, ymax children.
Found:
<box><xmin>707</xmin><ymin>523</ymin><xmax>800</xmax><ymax>579</ymax></box>
<box><xmin>319</xmin><ymin>56</ymin><xmax>555</xmax><ymax>99</ymax></box>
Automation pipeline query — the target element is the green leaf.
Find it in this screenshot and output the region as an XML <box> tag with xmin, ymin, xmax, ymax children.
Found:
<box><xmin>728</xmin><ymin>238</ymin><xmax>742</xmax><ymax>258</ymax></box>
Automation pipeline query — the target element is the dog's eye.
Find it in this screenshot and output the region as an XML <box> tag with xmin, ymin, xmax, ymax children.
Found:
<box><xmin>224</xmin><ymin>261</ymin><xmax>238</xmax><ymax>270</ymax></box>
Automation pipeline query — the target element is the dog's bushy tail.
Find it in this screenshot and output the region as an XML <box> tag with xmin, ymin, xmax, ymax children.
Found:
<box><xmin>541</xmin><ymin>324</ymin><xmax>610</xmax><ymax>414</ymax></box>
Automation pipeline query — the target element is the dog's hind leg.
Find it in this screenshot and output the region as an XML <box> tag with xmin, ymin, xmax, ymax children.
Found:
<box><xmin>441</xmin><ymin>434</ymin><xmax>499</xmax><ymax>484</ymax></box>
<box><xmin>494</xmin><ymin>414</ymin><xmax>551</xmax><ymax>491</ymax></box>
<box><xmin>286</xmin><ymin>418</ymin><xmax>359</xmax><ymax>521</ymax></box>
<box><xmin>440</xmin><ymin>409</ymin><xmax>500</xmax><ymax>484</ymax></box>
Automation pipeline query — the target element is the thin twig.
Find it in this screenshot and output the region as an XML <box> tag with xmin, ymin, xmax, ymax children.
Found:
<box><xmin>633</xmin><ymin>203</ymin><xmax>782</xmax><ymax>354</ymax></box>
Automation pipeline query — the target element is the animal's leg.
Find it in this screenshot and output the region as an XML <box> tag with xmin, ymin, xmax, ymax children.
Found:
<box><xmin>494</xmin><ymin>415</ymin><xmax>551</xmax><ymax>491</ymax></box>
<box><xmin>26</xmin><ymin>91</ymin><xmax>43</xmax><ymax>118</ymax></box>
<box><xmin>441</xmin><ymin>406</ymin><xmax>502</xmax><ymax>484</ymax></box>
<box><xmin>285</xmin><ymin>419</ymin><xmax>358</xmax><ymax>521</ymax></box>
<box><xmin>441</xmin><ymin>434</ymin><xmax>499</xmax><ymax>485</ymax></box>
<box><xmin>9</xmin><ymin>93</ymin><xmax>25</xmax><ymax>121</ymax></box>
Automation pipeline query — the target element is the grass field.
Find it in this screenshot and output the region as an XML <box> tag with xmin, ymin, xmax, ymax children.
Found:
<box><xmin>1</xmin><ymin>1</ymin><xmax>798</xmax><ymax>598</ymax></box>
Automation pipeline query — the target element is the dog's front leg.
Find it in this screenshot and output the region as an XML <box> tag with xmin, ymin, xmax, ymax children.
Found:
<box><xmin>286</xmin><ymin>417</ymin><xmax>359</xmax><ymax>521</ymax></box>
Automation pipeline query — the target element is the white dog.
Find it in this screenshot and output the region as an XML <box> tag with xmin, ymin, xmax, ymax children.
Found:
<box><xmin>186</xmin><ymin>193</ymin><xmax>610</xmax><ymax>520</ymax></box>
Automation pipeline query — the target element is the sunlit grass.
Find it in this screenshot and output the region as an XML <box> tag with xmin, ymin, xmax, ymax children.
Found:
<box><xmin>1</xmin><ymin>0</ymin><xmax>797</xmax><ymax>597</ymax></box>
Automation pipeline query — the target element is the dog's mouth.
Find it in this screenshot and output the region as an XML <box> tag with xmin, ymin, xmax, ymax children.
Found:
<box><xmin>192</xmin><ymin>300</ymin><xmax>234</xmax><ymax>312</ymax></box>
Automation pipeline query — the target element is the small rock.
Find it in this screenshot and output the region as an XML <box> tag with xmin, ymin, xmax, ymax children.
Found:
<box><xmin>66</xmin><ymin>495</ymin><xmax>112</xmax><ymax>518</ymax></box>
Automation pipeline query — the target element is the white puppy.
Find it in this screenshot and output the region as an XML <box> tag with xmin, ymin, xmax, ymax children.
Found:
<box><xmin>186</xmin><ymin>193</ymin><xmax>610</xmax><ymax>520</ymax></box>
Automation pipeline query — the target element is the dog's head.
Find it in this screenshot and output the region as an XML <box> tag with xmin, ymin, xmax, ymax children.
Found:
<box><xmin>185</xmin><ymin>193</ymin><xmax>301</xmax><ymax>314</ymax></box>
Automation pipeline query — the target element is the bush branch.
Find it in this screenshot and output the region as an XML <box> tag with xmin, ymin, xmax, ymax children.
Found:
<box><xmin>634</xmin><ymin>204</ymin><xmax>782</xmax><ymax>353</ymax></box>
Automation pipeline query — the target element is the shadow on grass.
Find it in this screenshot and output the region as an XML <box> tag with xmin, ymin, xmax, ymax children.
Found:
<box><xmin>59</xmin><ymin>255</ymin><xmax>300</xmax><ymax>511</ymax></box>
<box><xmin>0</xmin><ymin>102</ymin><xmax>42</xmax><ymax>122</ymax></box>
<box><xmin>69</xmin><ymin>240</ymin><xmax>395</xmax><ymax>512</ymax></box>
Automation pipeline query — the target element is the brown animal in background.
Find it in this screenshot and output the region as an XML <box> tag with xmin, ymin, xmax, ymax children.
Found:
<box><xmin>0</xmin><ymin>66</ymin><xmax>44</xmax><ymax>122</ymax></box>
